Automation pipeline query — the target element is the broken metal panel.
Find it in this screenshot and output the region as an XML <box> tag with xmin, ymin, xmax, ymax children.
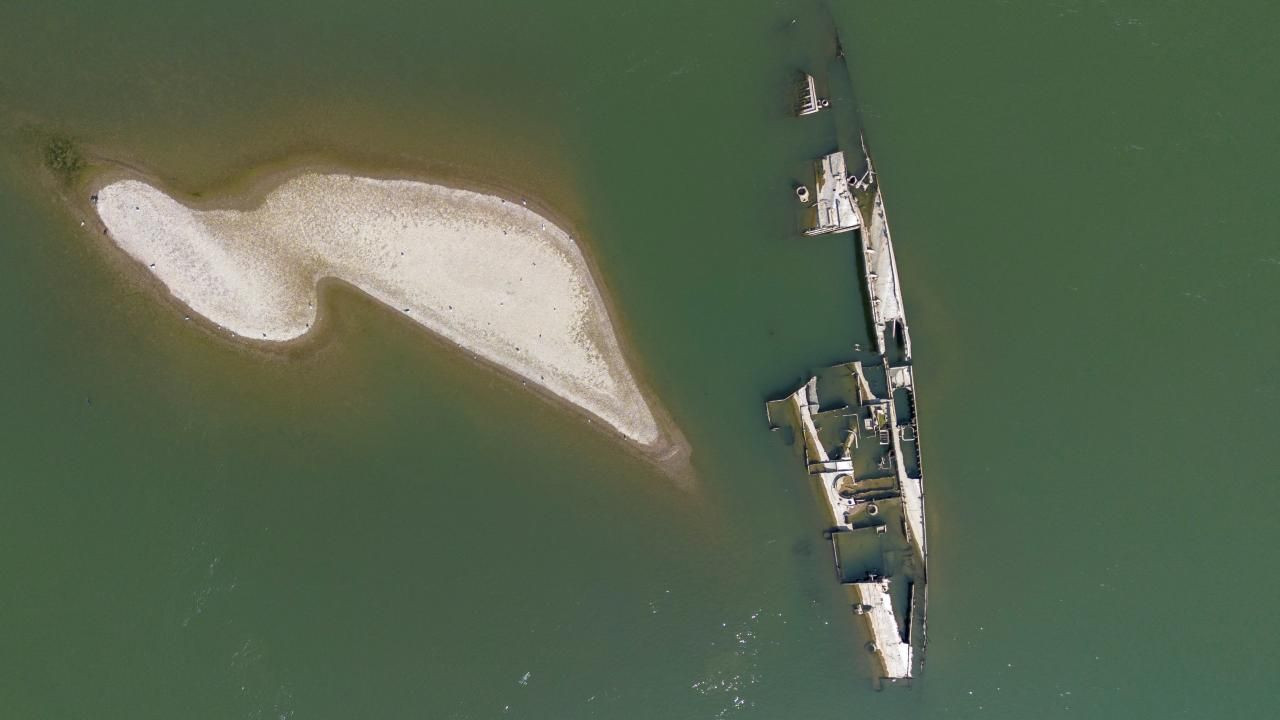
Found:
<box><xmin>789</xmin><ymin>378</ymin><xmax>830</xmax><ymax>465</ymax></box>
<box><xmin>854</xmin><ymin>579</ymin><xmax>913</xmax><ymax>679</ymax></box>
<box><xmin>899</xmin><ymin>475</ymin><xmax>927</xmax><ymax>564</ymax></box>
<box><xmin>850</xmin><ymin>360</ymin><xmax>876</xmax><ymax>405</ymax></box>
<box><xmin>888</xmin><ymin>364</ymin><xmax>913</xmax><ymax>390</ymax></box>
<box><xmin>797</xmin><ymin>73</ymin><xmax>828</xmax><ymax>116</ymax></box>
<box><xmin>860</xmin><ymin>189</ymin><xmax>911</xmax><ymax>357</ymax></box>
<box><xmin>884</xmin><ymin>366</ymin><xmax>924</xmax><ymax>559</ymax></box>
<box><xmin>805</xmin><ymin>152</ymin><xmax>861</xmax><ymax>236</ymax></box>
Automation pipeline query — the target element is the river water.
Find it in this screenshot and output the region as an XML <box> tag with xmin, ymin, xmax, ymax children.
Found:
<box><xmin>1</xmin><ymin>1</ymin><xmax>1277</xmax><ymax>717</ymax></box>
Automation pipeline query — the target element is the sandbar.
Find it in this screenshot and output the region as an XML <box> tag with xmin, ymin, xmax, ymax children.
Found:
<box><xmin>92</xmin><ymin>171</ymin><xmax>666</xmax><ymax>452</ymax></box>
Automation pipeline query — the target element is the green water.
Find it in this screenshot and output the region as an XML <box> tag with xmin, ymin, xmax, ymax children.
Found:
<box><xmin>2</xmin><ymin>1</ymin><xmax>1278</xmax><ymax>717</ymax></box>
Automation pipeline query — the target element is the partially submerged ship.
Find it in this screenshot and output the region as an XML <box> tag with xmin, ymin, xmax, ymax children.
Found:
<box><xmin>768</xmin><ymin>132</ymin><xmax>929</xmax><ymax>681</ymax></box>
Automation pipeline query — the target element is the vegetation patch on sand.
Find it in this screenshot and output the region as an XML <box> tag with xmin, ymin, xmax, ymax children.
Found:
<box><xmin>42</xmin><ymin>135</ymin><xmax>86</xmax><ymax>186</ymax></box>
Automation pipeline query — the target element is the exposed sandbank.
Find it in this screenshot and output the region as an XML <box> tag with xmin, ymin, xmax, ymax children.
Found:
<box><xmin>92</xmin><ymin>170</ymin><xmax>671</xmax><ymax>454</ymax></box>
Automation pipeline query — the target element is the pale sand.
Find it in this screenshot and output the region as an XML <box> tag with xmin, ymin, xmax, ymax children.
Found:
<box><xmin>93</xmin><ymin>172</ymin><xmax>663</xmax><ymax>449</ymax></box>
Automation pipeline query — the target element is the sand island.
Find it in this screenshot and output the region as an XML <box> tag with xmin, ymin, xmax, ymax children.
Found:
<box><xmin>91</xmin><ymin>171</ymin><xmax>670</xmax><ymax>455</ymax></box>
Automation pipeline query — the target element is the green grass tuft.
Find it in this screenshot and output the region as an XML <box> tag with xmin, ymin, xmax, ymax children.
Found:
<box><xmin>43</xmin><ymin>135</ymin><xmax>86</xmax><ymax>185</ymax></box>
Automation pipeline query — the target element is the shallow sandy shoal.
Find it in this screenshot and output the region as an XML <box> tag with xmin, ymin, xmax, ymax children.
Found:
<box><xmin>94</xmin><ymin>172</ymin><xmax>661</xmax><ymax>448</ymax></box>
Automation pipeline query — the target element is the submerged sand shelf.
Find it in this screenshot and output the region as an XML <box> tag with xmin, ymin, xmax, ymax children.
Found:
<box><xmin>93</xmin><ymin>172</ymin><xmax>662</xmax><ymax>449</ymax></box>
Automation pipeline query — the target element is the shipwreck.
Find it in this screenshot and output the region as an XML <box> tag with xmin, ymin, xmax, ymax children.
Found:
<box><xmin>769</xmin><ymin>122</ymin><xmax>929</xmax><ymax>682</ymax></box>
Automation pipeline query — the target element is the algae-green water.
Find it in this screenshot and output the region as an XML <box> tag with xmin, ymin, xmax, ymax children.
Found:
<box><xmin>2</xmin><ymin>1</ymin><xmax>1277</xmax><ymax>717</ymax></box>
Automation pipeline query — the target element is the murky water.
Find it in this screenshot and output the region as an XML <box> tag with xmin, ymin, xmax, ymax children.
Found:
<box><xmin>2</xmin><ymin>1</ymin><xmax>1277</xmax><ymax>717</ymax></box>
